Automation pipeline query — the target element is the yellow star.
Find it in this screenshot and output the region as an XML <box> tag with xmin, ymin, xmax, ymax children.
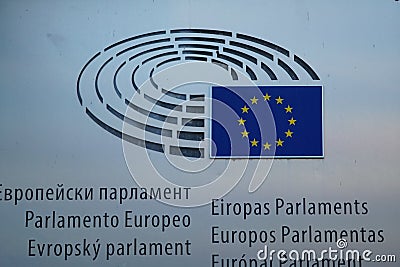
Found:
<box><xmin>288</xmin><ymin>117</ymin><xmax>297</xmax><ymax>125</ymax></box>
<box><xmin>250</xmin><ymin>138</ymin><xmax>259</xmax><ymax>147</ymax></box>
<box><xmin>276</xmin><ymin>138</ymin><xmax>284</xmax><ymax>147</ymax></box>
<box><xmin>241</xmin><ymin>105</ymin><xmax>249</xmax><ymax>113</ymax></box>
<box><xmin>241</xmin><ymin>130</ymin><xmax>249</xmax><ymax>138</ymax></box>
<box><xmin>263</xmin><ymin>93</ymin><xmax>271</xmax><ymax>101</ymax></box>
<box><xmin>285</xmin><ymin>129</ymin><xmax>293</xmax><ymax>138</ymax></box>
<box><xmin>275</xmin><ymin>96</ymin><xmax>284</xmax><ymax>104</ymax></box>
<box><xmin>263</xmin><ymin>141</ymin><xmax>271</xmax><ymax>150</ymax></box>
<box><xmin>285</xmin><ymin>105</ymin><xmax>293</xmax><ymax>113</ymax></box>
<box><xmin>237</xmin><ymin>118</ymin><xmax>246</xmax><ymax>125</ymax></box>
<box><xmin>250</xmin><ymin>96</ymin><xmax>258</xmax><ymax>104</ymax></box>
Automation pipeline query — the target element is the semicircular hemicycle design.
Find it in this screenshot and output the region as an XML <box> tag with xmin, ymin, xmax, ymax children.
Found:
<box><xmin>77</xmin><ymin>29</ymin><xmax>320</xmax><ymax>206</ymax></box>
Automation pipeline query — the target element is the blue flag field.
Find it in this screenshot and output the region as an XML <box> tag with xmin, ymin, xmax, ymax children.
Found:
<box><xmin>210</xmin><ymin>86</ymin><xmax>323</xmax><ymax>158</ymax></box>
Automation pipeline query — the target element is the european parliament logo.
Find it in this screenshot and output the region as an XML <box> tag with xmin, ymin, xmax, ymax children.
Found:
<box><xmin>211</xmin><ymin>86</ymin><xmax>323</xmax><ymax>158</ymax></box>
<box><xmin>76</xmin><ymin>28</ymin><xmax>324</xmax><ymax>206</ymax></box>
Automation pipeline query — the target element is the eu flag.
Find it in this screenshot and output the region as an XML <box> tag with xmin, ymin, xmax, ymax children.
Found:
<box><xmin>211</xmin><ymin>86</ymin><xmax>323</xmax><ymax>158</ymax></box>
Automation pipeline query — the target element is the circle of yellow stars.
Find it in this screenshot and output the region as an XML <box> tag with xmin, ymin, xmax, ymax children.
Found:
<box><xmin>237</xmin><ymin>92</ymin><xmax>297</xmax><ymax>151</ymax></box>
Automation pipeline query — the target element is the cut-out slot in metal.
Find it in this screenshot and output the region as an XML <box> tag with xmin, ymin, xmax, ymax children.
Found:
<box><xmin>223</xmin><ymin>47</ymin><xmax>257</xmax><ymax>64</ymax></box>
<box><xmin>278</xmin><ymin>59</ymin><xmax>299</xmax><ymax>80</ymax></box>
<box><xmin>231</xmin><ymin>68</ymin><xmax>238</xmax><ymax>80</ymax></box>
<box><xmin>178</xmin><ymin>43</ymin><xmax>219</xmax><ymax>50</ymax></box>
<box><xmin>144</xmin><ymin>94</ymin><xmax>183</xmax><ymax>111</ymax></box>
<box><xmin>125</xmin><ymin>99</ymin><xmax>178</xmax><ymax>124</ymax></box>
<box><xmin>105</xmin><ymin>30</ymin><xmax>167</xmax><ymax>51</ymax></box>
<box><xmin>246</xmin><ymin>66</ymin><xmax>257</xmax><ymax>80</ymax></box>
<box><xmin>175</xmin><ymin>36</ymin><xmax>225</xmax><ymax>44</ymax></box>
<box><xmin>294</xmin><ymin>55</ymin><xmax>320</xmax><ymax>80</ymax></box>
<box><xmin>178</xmin><ymin>131</ymin><xmax>204</xmax><ymax>141</ymax></box>
<box><xmin>170</xmin><ymin>146</ymin><xmax>204</xmax><ymax>158</ymax></box>
<box><xmin>144</xmin><ymin>141</ymin><xmax>165</xmax><ymax>153</ymax></box>
<box><xmin>182</xmin><ymin>118</ymin><xmax>204</xmax><ymax>127</ymax></box>
<box><xmin>116</xmin><ymin>38</ymin><xmax>170</xmax><ymax>57</ymax></box>
<box><xmin>182</xmin><ymin>50</ymin><xmax>213</xmax><ymax>56</ymax></box>
<box><xmin>131</xmin><ymin>65</ymin><xmax>140</xmax><ymax>92</ymax></box>
<box><xmin>95</xmin><ymin>56</ymin><xmax>113</xmax><ymax>103</ymax></box>
<box><xmin>184</xmin><ymin>56</ymin><xmax>207</xmax><ymax>62</ymax></box>
<box><xmin>162</xmin><ymin>89</ymin><xmax>187</xmax><ymax>100</ymax></box>
<box><xmin>77</xmin><ymin>51</ymin><xmax>101</xmax><ymax>106</ymax></box>
<box><xmin>216</xmin><ymin>52</ymin><xmax>243</xmax><ymax>68</ymax></box>
<box><xmin>171</xmin><ymin>29</ymin><xmax>232</xmax><ymax>37</ymax></box>
<box><xmin>190</xmin><ymin>94</ymin><xmax>205</xmax><ymax>101</ymax></box>
<box><xmin>156</xmin><ymin>57</ymin><xmax>181</xmax><ymax>68</ymax></box>
<box><xmin>113</xmin><ymin>61</ymin><xmax>125</xmax><ymax>98</ymax></box>
<box><xmin>149</xmin><ymin>68</ymin><xmax>158</xmax><ymax>89</ymax></box>
<box><xmin>129</xmin><ymin>45</ymin><xmax>174</xmax><ymax>61</ymax></box>
<box><xmin>229</xmin><ymin>40</ymin><xmax>273</xmax><ymax>61</ymax></box>
<box><xmin>261</xmin><ymin>62</ymin><xmax>277</xmax><ymax>80</ymax></box>
<box><xmin>186</xmin><ymin>106</ymin><xmax>205</xmax><ymax>113</ymax></box>
<box><xmin>211</xmin><ymin>59</ymin><xmax>228</xmax><ymax>70</ymax></box>
<box><xmin>142</xmin><ymin>51</ymin><xmax>179</xmax><ymax>65</ymax></box>
<box><xmin>236</xmin><ymin>33</ymin><xmax>290</xmax><ymax>57</ymax></box>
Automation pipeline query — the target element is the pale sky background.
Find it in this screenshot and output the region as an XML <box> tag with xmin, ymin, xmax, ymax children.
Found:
<box><xmin>0</xmin><ymin>1</ymin><xmax>399</xmax><ymax>266</ymax></box>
